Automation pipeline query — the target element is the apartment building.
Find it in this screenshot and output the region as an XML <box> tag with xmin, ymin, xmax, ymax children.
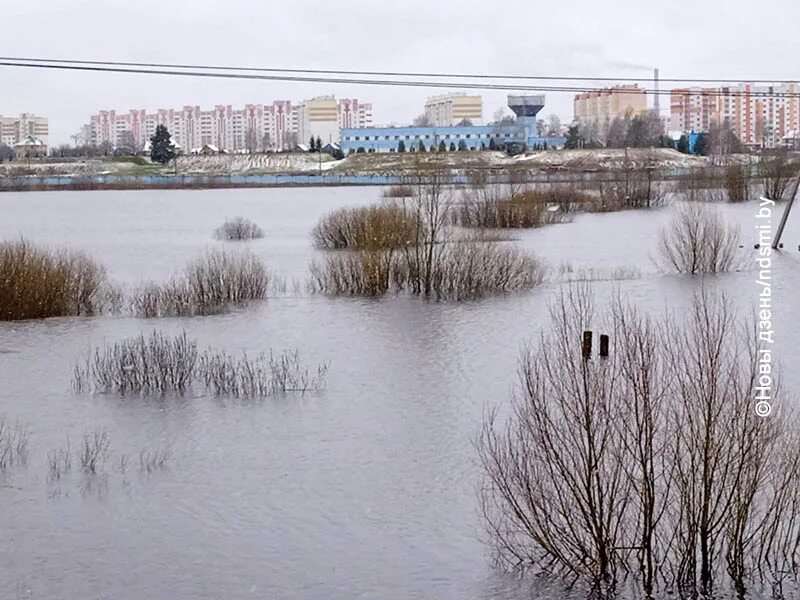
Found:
<box><xmin>0</xmin><ymin>113</ymin><xmax>49</xmax><ymax>147</ymax></box>
<box><xmin>573</xmin><ymin>85</ymin><xmax>648</xmax><ymax>126</ymax></box>
<box><xmin>670</xmin><ymin>83</ymin><xmax>800</xmax><ymax>148</ymax></box>
<box><xmin>424</xmin><ymin>93</ymin><xmax>483</xmax><ymax>126</ymax></box>
<box><xmin>88</xmin><ymin>97</ymin><xmax>372</xmax><ymax>152</ymax></box>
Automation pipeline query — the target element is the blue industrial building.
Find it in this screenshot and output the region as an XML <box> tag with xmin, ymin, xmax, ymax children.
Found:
<box><xmin>340</xmin><ymin>95</ymin><xmax>565</xmax><ymax>154</ymax></box>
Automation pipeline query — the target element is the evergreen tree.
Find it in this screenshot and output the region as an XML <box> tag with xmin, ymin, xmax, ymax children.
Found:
<box><xmin>488</xmin><ymin>138</ymin><xmax>497</xmax><ymax>151</ymax></box>
<box><xmin>449</xmin><ymin>142</ymin><xmax>456</xmax><ymax>152</ymax></box>
<box><xmin>693</xmin><ymin>133</ymin><xmax>708</xmax><ymax>156</ymax></box>
<box><xmin>397</xmin><ymin>140</ymin><xmax>406</xmax><ymax>153</ymax></box>
<box><xmin>677</xmin><ymin>135</ymin><xmax>690</xmax><ymax>154</ymax></box>
<box><xmin>308</xmin><ymin>136</ymin><xmax>316</xmax><ymax>151</ymax></box>
<box><xmin>438</xmin><ymin>140</ymin><xmax>447</xmax><ymax>152</ymax></box>
<box><xmin>418</xmin><ymin>140</ymin><xmax>426</xmax><ymax>152</ymax></box>
<box><xmin>564</xmin><ymin>125</ymin><xmax>582</xmax><ymax>150</ymax></box>
<box><xmin>150</xmin><ymin>125</ymin><xmax>176</xmax><ymax>164</ymax></box>
<box><xmin>458</xmin><ymin>140</ymin><xmax>468</xmax><ymax>151</ymax></box>
<box><xmin>315</xmin><ymin>136</ymin><xmax>322</xmax><ymax>152</ymax></box>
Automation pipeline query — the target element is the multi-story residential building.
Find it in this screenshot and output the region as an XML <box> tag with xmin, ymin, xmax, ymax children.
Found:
<box><xmin>670</xmin><ymin>83</ymin><xmax>800</xmax><ymax>148</ymax></box>
<box><xmin>0</xmin><ymin>113</ymin><xmax>49</xmax><ymax>147</ymax></box>
<box><xmin>424</xmin><ymin>93</ymin><xmax>483</xmax><ymax>126</ymax></box>
<box><xmin>88</xmin><ymin>97</ymin><xmax>371</xmax><ymax>152</ymax></box>
<box><xmin>573</xmin><ymin>85</ymin><xmax>648</xmax><ymax>127</ymax></box>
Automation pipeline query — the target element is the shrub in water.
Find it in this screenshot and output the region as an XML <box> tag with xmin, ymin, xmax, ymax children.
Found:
<box><xmin>131</xmin><ymin>249</ymin><xmax>270</xmax><ymax>317</ymax></box>
<box><xmin>311</xmin><ymin>203</ymin><xmax>419</xmax><ymax>250</ymax></box>
<box><xmin>0</xmin><ymin>239</ymin><xmax>106</xmax><ymax>321</ymax></box>
<box><xmin>214</xmin><ymin>217</ymin><xmax>264</xmax><ymax>241</ymax></box>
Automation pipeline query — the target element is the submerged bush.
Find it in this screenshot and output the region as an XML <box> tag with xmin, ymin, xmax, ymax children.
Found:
<box><xmin>198</xmin><ymin>350</ymin><xmax>328</xmax><ymax>397</ymax></box>
<box><xmin>381</xmin><ymin>185</ymin><xmax>414</xmax><ymax>198</ymax></box>
<box><xmin>658</xmin><ymin>202</ymin><xmax>744</xmax><ymax>274</ymax></box>
<box><xmin>427</xmin><ymin>241</ymin><xmax>546</xmax><ymax>300</ymax></box>
<box><xmin>74</xmin><ymin>331</ymin><xmax>198</xmax><ymax>395</ymax></box>
<box><xmin>131</xmin><ymin>249</ymin><xmax>270</xmax><ymax>317</ymax></box>
<box><xmin>310</xmin><ymin>242</ymin><xmax>544</xmax><ymax>301</ymax></box>
<box><xmin>214</xmin><ymin>217</ymin><xmax>264</xmax><ymax>240</ymax></box>
<box><xmin>0</xmin><ymin>239</ymin><xmax>106</xmax><ymax>321</ymax></box>
<box><xmin>308</xmin><ymin>251</ymin><xmax>395</xmax><ymax>296</ymax></box>
<box><xmin>74</xmin><ymin>331</ymin><xmax>328</xmax><ymax>398</ymax></box>
<box><xmin>311</xmin><ymin>203</ymin><xmax>419</xmax><ymax>250</ymax></box>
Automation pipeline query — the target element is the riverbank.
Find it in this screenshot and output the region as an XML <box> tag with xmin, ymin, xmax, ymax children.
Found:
<box><xmin>0</xmin><ymin>148</ymin><xmax>719</xmax><ymax>192</ymax></box>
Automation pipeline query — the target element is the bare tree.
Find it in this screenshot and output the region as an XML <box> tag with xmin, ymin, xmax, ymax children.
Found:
<box><xmin>760</xmin><ymin>149</ymin><xmax>800</xmax><ymax>201</ymax></box>
<box><xmin>479</xmin><ymin>285</ymin><xmax>800</xmax><ymax>598</ymax></box>
<box><xmin>413</xmin><ymin>113</ymin><xmax>433</xmax><ymax>127</ymax></box>
<box><xmin>657</xmin><ymin>203</ymin><xmax>743</xmax><ymax>274</ymax></box>
<box><xmin>546</xmin><ymin>114</ymin><xmax>562</xmax><ymax>136</ymax></box>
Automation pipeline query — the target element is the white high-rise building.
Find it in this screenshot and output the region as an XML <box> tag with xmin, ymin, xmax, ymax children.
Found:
<box><xmin>670</xmin><ymin>83</ymin><xmax>800</xmax><ymax>148</ymax></box>
<box><xmin>88</xmin><ymin>97</ymin><xmax>372</xmax><ymax>152</ymax></box>
<box><xmin>424</xmin><ymin>93</ymin><xmax>483</xmax><ymax>126</ymax></box>
<box><xmin>0</xmin><ymin>113</ymin><xmax>49</xmax><ymax>147</ymax></box>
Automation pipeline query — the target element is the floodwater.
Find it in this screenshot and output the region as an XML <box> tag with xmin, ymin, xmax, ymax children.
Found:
<box><xmin>1</xmin><ymin>188</ymin><xmax>798</xmax><ymax>599</ymax></box>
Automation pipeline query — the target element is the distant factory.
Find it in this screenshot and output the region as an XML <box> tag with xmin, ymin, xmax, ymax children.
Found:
<box><xmin>340</xmin><ymin>94</ymin><xmax>565</xmax><ymax>154</ymax></box>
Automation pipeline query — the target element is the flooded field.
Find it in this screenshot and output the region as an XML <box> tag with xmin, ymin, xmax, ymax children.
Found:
<box><xmin>1</xmin><ymin>187</ymin><xmax>798</xmax><ymax>599</ymax></box>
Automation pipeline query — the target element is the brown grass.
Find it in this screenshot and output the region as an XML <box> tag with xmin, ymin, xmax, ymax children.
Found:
<box><xmin>311</xmin><ymin>202</ymin><xmax>419</xmax><ymax>250</ymax></box>
<box><xmin>131</xmin><ymin>249</ymin><xmax>270</xmax><ymax>317</ymax></box>
<box><xmin>0</xmin><ymin>239</ymin><xmax>106</xmax><ymax>321</ymax></box>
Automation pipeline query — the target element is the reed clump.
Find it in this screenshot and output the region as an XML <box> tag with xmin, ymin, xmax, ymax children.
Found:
<box><xmin>214</xmin><ymin>217</ymin><xmax>264</xmax><ymax>240</ymax></box>
<box><xmin>0</xmin><ymin>239</ymin><xmax>107</xmax><ymax>321</ymax></box>
<box><xmin>0</xmin><ymin>416</ymin><xmax>29</xmax><ymax>470</ymax></box>
<box><xmin>454</xmin><ymin>189</ymin><xmax>575</xmax><ymax>228</ymax></box>
<box><xmin>73</xmin><ymin>331</ymin><xmax>198</xmax><ymax>395</ymax></box>
<box><xmin>311</xmin><ymin>203</ymin><xmax>419</xmax><ymax>250</ymax></box>
<box><xmin>198</xmin><ymin>350</ymin><xmax>329</xmax><ymax>398</ymax></box>
<box><xmin>131</xmin><ymin>249</ymin><xmax>270</xmax><ymax>317</ymax></box>
<box><xmin>73</xmin><ymin>331</ymin><xmax>328</xmax><ymax>398</ymax></box>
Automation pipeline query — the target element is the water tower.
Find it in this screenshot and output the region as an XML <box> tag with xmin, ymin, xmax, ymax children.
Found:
<box><xmin>508</xmin><ymin>94</ymin><xmax>545</xmax><ymax>146</ymax></box>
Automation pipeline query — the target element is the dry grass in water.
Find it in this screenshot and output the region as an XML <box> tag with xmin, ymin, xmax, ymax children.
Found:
<box><xmin>214</xmin><ymin>217</ymin><xmax>264</xmax><ymax>240</ymax></box>
<box><xmin>658</xmin><ymin>202</ymin><xmax>744</xmax><ymax>274</ymax></box>
<box><xmin>311</xmin><ymin>203</ymin><xmax>419</xmax><ymax>250</ymax></box>
<box><xmin>454</xmin><ymin>188</ymin><xmax>573</xmax><ymax>229</ymax></box>
<box><xmin>425</xmin><ymin>241</ymin><xmax>546</xmax><ymax>301</ymax></box>
<box><xmin>308</xmin><ymin>250</ymin><xmax>395</xmax><ymax>296</ymax></box>
<box><xmin>0</xmin><ymin>239</ymin><xmax>107</xmax><ymax>321</ymax></box>
<box><xmin>555</xmin><ymin>262</ymin><xmax>641</xmax><ymax>282</ymax></box>
<box><xmin>74</xmin><ymin>331</ymin><xmax>198</xmax><ymax>395</ymax></box>
<box><xmin>47</xmin><ymin>442</ymin><xmax>72</xmax><ymax>481</ymax></box>
<box><xmin>139</xmin><ymin>447</ymin><xmax>172</xmax><ymax>474</ymax></box>
<box><xmin>131</xmin><ymin>249</ymin><xmax>270</xmax><ymax>317</ymax></box>
<box><xmin>0</xmin><ymin>416</ymin><xmax>29</xmax><ymax>470</ymax></box>
<box><xmin>74</xmin><ymin>331</ymin><xmax>328</xmax><ymax>399</ymax></box>
<box><xmin>78</xmin><ymin>430</ymin><xmax>110</xmax><ymax>474</ymax></box>
<box><xmin>198</xmin><ymin>350</ymin><xmax>329</xmax><ymax>398</ymax></box>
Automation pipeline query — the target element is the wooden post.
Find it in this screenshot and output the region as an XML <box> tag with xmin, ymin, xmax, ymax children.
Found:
<box><xmin>582</xmin><ymin>331</ymin><xmax>593</xmax><ymax>360</ymax></box>
<box><xmin>599</xmin><ymin>334</ymin><xmax>610</xmax><ymax>358</ymax></box>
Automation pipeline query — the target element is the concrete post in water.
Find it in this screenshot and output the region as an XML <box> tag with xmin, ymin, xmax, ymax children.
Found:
<box><xmin>773</xmin><ymin>185</ymin><xmax>797</xmax><ymax>250</ymax></box>
<box><xmin>599</xmin><ymin>334</ymin><xmax>610</xmax><ymax>358</ymax></box>
<box><xmin>582</xmin><ymin>331</ymin><xmax>593</xmax><ymax>360</ymax></box>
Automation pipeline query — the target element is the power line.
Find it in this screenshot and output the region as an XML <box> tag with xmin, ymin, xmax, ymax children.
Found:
<box><xmin>1</xmin><ymin>55</ymin><xmax>798</xmax><ymax>85</ymax></box>
<box><xmin>2</xmin><ymin>60</ymin><xmax>800</xmax><ymax>99</ymax></box>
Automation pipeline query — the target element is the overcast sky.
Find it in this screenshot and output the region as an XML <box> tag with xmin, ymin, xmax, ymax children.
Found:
<box><xmin>1</xmin><ymin>0</ymin><xmax>796</xmax><ymax>145</ymax></box>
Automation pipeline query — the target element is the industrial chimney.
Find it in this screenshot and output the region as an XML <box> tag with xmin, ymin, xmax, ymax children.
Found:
<box><xmin>654</xmin><ymin>68</ymin><xmax>660</xmax><ymax>112</ymax></box>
